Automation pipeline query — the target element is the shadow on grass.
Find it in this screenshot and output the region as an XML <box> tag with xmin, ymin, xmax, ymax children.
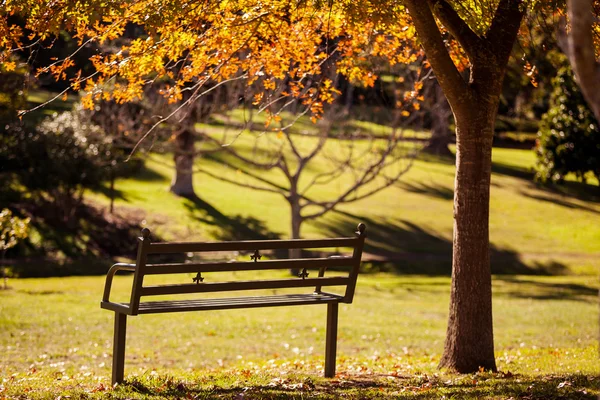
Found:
<box><xmin>522</xmin><ymin>192</ymin><xmax>600</xmax><ymax>215</ymax></box>
<box><xmin>114</xmin><ymin>373</ymin><xmax>599</xmax><ymax>399</ymax></box>
<box><xmin>397</xmin><ymin>181</ymin><xmax>454</xmax><ymax>201</ymax></box>
<box><xmin>419</xmin><ymin>152</ymin><xmax>600</xmax><ymax>205</ymax></box>
<box><xmin>5</xmin><ymin>198</ymin><xmax>156</xmax><ymax>277</ymax></box>
<box><xmin>495</xmin><ymin>276</ymin><xmax>599</xmax><ymax>302</ymax></box>
<box><xmin>182</xmin><ymin>194</ymin><xmax>281</xmax><ymax>242</ymax></box>
<box><xmin>313</xmin><ymin>211</ymin><xmax>569</xmax><ymax>276</ymax></box>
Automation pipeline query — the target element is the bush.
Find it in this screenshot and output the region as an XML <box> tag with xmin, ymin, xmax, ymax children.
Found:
<box><xmin>535</xmin><ymin>65</ymin><xmax>600</xmax><ymax>185</ymax></box>
<box><xmin>1</xmin><ymin>106</ymin><xmax>116</xmax><ymax>218</ymax></box>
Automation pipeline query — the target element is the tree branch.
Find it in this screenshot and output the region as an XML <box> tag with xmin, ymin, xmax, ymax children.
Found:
<box><xmin>486</xmin><ymin>0</ymin><xmax>526</xmax><ymax>67</ymax></box>
<box><xmin>429</xmin><ymin>0</ymin><xmax>484</xmax><ymax>62</ymax></box>
<box><xmin>404</xmin><ymin>0</ymin><xmax>470</xmax><ymax>108</ymax></box>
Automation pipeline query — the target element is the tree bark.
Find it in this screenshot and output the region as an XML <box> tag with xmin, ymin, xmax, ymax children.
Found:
<box><xmin>170</xmin><ymin>129</ymin><xmax>196</xmax><ymax>198</ymax></box>
<box><xmin>439</xmin><ymin>100</ymin><xmax>497</xmax><ymax>372</ymax></box>
<box><xmin>565</xmin><ymin>0</ymin><xmax>600</xmax><ymax>122</ymax></box>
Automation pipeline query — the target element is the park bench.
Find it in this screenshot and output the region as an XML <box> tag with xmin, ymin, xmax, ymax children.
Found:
<box><xmin>100</xmin><ymin>223</ymin><xmax>366</xmax><ymax>385</ymax></box>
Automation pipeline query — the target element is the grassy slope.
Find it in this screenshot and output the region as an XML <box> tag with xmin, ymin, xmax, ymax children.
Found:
<box><xmin>89</xmin><ymin>137</ymin><xmax>600</xmax><ymax>275</ymax></box>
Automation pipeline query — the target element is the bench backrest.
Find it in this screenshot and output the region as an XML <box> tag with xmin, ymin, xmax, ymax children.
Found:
<box><xmin>127</xmin><ymin>224</ymin><xmax>366</xmax><ymax>314</ymax></box>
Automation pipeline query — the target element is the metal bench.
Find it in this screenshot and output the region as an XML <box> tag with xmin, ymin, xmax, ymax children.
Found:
<box><xmin>101</xmin><ymin>223</ymin><xmax>366</xmax><ymax>384</ymax></box>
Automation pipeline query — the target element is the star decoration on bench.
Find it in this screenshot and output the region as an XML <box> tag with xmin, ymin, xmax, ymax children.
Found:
<box><xmin>193</xmin><ymin>272</ymin><xmax>204</xmax><ymax>284</ymax></box>
<box><xmin>298</xmin><ymin>268</ymin><xmax>309</xmax><ymax>279</ymax></box>
<box><xmin>250</xmin><ymin>250</ymin><xmax>262</xmax><ymax>262</ymax></box>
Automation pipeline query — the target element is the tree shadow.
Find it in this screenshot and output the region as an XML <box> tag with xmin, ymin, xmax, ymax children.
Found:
<box><xmin>7</xmin><ymin>198</ymin><xmax>157</xmax><ymax>277</ymax></box>
<box><xmin>490</xmin><ymin>161</ymin><xmax>534</xmax><ymax>180</ymax></box>
<box><xmin>495</xmin><ymin>276</ymin><xmax>599</xmax><ymax>302</ymax></box>
<box><xmin>397</xmin><ymin>181</ymin><xmax>454</xmax><ymax>201</ymax></box>
<box><xmin>313</xmin><ymin>211</ymin><xmax>569</xmax><ymax>276</ymax></box>
<box><xmin>522</xmin><ymin>192</ymin><xmax>600</xmax><ymax>214</ymax></box>
<box><xmin>490</xmin><ymin>161</ymin><xmax>600</xmax><ymax>204</ymax></box>
<box><xmin>417</xmin><ymin>151</ymin><xmax>456</xmax><ymax>166</ymax></box>
<box><xmin>133</xmin><ymin>162</ymin><xmax>167</xmax><ymax>182</ymax></box>
<box><xmin>417</xmin><ymin>153</ymin><xmax>600</xmax><ymax>205</ymax></box>
<box><xmin>182</xmin><ymin>194</ymin><xmax>281</xmax><ymax>242</ymax></box>
<box><xmin>91</xmin><ymin>184</ymin><xmax>134</xmax><ymax>203</ymax></box>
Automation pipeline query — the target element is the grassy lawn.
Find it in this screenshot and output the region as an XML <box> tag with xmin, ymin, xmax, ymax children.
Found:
<box><xmin>83</xmin><ymin>138</ymin><xmax>600</xmax><ymax>276</ymax></box>
<box><xmin>10</xmin><ymin>96</ymin><xmax>600</xmax><ymax>398</ymax></box>
<box><xmin>0</xmin><ymin>274</ymin><xmax>598</xmax><ymax>399</ymax></box>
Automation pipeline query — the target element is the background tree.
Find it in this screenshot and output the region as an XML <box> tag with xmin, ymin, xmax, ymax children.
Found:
<box><xmin>198</xmin><ymin>96</ymin><xmax>418</xmax><ymax>262</ymax></box>
<box><xmin>561</xmin><ymin>0</ymin><xmax>600</xmax><ymax>121</ymax></box>
<box><xmin>422</xmin><ymin>78</ymin><xmax>454</xmax><ymax>156</ymax></box>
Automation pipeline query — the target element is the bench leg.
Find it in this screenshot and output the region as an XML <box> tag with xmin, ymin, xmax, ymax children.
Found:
<box><xmin>325</xmin><ymin>303</ymin><xmax>338</xmax><ymax>378</ymax></box>
<box><xmin>112</xmin><ymin>312</ymin><xmax>127</xmax><ymax>385</ymax></box>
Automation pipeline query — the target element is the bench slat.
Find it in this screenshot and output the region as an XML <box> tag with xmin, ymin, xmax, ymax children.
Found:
<box><xmin>143</xmin><ymin>257</ymin><xmax>353</xmax><ymax>274</ymax></box>
<box><xmin>133</xmin><ymin>293</ymin><xmax>343</xmax><ymax>313</ymax></box>
<box><xmin>140</xmin><ymin>276</ymin><xmax>349</xmax><ymax>296</ymax></box>
<box><xmin>145</xmin><ymin>237</ymin><xmax>358</xmax><ymax>254</ymax></box>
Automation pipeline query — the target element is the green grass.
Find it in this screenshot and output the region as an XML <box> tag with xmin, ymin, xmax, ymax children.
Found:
<box><xmin>85</xmin><ymin>137</ymin><xmax>600</xmax><ymax>276</ymax></box>
<box><xmin>11</xmin><ymin>96</ymin><xmax>600</xmax><ymax>398</ymax></box>
<box><xmin>0</xmin><ymin>274</ymin><xmax>598</xmax><ymax>398</ymax></box>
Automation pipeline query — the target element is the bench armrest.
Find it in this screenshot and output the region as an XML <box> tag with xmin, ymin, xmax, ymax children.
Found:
<box><xmin>102</xmin><ymin>263</ymin><xmax>136</xmax><ymax>302</ymax></box>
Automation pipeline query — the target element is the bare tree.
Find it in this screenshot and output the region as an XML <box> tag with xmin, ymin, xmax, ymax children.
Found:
<box><xmin>196</xmin><ymin>75</ymin><xmax>420</xmax><ymax>266</ymax></box>
<box><xmin>423</xmin><ymin>77</ymin><xmax>454</xmax><ymax>157</ymax></box>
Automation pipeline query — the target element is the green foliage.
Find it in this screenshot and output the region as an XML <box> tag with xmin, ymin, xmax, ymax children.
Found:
<box><xmin>536</xmin><ymin>66</ymin><xmax>600</xmax><ymax>184</ymax></box>
<box><xmin>1</xmin><ymin>111</ymin><xmax>105</xmax><ymax>204</ymax></box>
<box><xmin>0</xmin><ymin>208</ymin><xmax>29</xmax><ymax>289</ymax></box>
<box><xmin>0</xmin><ymin>60</ymin><xmax>28</xmax><ymax>122</ymax></box>
<box><xmin>0</xmin><ymin>104</ymin><xmax>141</xmax><ymax>213</ymax></box>
<box><xmin>0</xmin><ymin>208</ymin><xmax>29</xmax><ymax>252</ymax></box>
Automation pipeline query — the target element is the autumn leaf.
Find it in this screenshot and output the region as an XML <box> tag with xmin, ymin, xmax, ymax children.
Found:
<box><xmin>3</xmin><ymin>61</ymin><xmax>16</xmax><ymax>71</ymax></box>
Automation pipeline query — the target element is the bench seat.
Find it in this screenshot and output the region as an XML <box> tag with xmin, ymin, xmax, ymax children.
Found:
<box><xmin>102</xmin><ymin>292</ymin><xmax>343</xmax><ymax>314</ymax></box>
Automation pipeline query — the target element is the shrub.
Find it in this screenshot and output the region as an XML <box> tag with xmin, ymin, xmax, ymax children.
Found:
<box><xmin>0</xmin><ymin>208</ymin><xmax>30</xmax><ymax>289</ymax></box>
<box><xmin>535</xmin><ymin>65</ymin><xmax>600</xmax><ymax>185</ymax></box>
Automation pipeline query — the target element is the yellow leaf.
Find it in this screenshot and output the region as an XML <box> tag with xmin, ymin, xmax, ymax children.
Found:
<box><xmin>3</xmin><ymin>61</ymin><xmax>16</xmax><ymax>72</ymax></box>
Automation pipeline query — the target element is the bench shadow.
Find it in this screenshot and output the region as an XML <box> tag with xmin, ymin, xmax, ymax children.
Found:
<box><xmin>313</xmin><ymin>211</ymin><xmax>569</xmax><ymax>276</ymax></box>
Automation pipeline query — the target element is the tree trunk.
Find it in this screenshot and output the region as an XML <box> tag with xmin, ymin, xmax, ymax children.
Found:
<box><xmin>424</xmin><ymin>82</ymin><xmax>454</xmax><ymax>157</ymax></box>
<box><xmin>439</xmin><ymin>102</ymin><xmax>497</xmax><ymax>372</ymax></box>
<box><xmin>109</xmin><ymin>167</ymin><xmax>115</xmax><ymax>214</ymax></box>
<box><xmin>565</xmin><ymin>0</ymin><xmax>600</xmax><ymax>122</ymax></box>
<box><xmin>2</xmin><ymin>250</ymin><xmax>7</xmax><ymax>290</ymax></box>
<box><xmin>170</xmin><ymin>129</ymin><xmax>196</xmax><ymax>198</ymax></box>
<box><xmin>289</xmin><ymin>196</ymin><xmax>302</xmax><ymax>275</ymax></box>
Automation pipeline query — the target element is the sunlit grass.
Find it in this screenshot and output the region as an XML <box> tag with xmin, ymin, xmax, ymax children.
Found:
<box><xmin>0</xmin><ymin>274</ymin><xmax>597</xmax><ymax>398</ymax></box>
